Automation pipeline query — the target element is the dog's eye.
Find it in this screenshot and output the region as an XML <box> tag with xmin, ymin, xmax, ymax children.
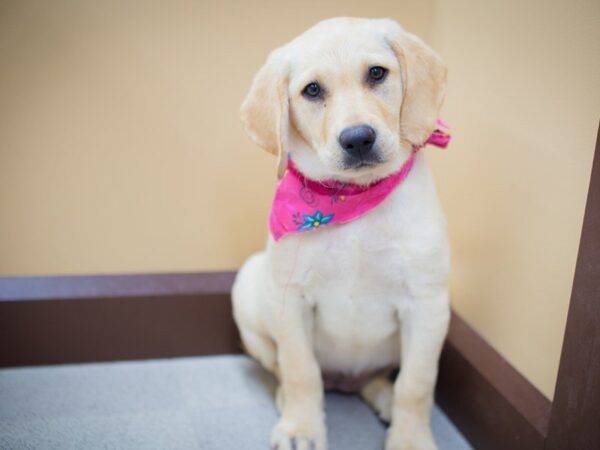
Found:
<box><xmin>367</xmin><ymin>66</ymin><xmax>388</xmax><ymax>84</ymax></box>
<box><xmin>302</xmin><ymin>82</ymin><xmax>321</xmax><ymax>99</ymax></box>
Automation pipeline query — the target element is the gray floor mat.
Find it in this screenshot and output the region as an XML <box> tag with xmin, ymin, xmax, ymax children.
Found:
<box><xmin>0</xmin><ymin>355</ymin><xmax>472</xmax><ymax>450</ymax></box>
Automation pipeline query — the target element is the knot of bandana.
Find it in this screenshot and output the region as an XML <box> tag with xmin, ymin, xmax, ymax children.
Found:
<box><xmin>269</xmin><ymin>119</ymin><xmax>451</xmax><ymax>241</ymax></box>
<box><xmin>419</xmin><ymin>118</ymin><xmax>451</xmax><ymax>150</ymax></box>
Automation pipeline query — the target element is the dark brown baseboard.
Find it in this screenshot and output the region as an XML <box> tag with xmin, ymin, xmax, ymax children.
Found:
<box><xmin>0</xmin><ymin>272</ymin><xmax>240</xmax><ymax>367</ymax></box>
<box><xmin>0</xmin><ymin>270</ymin><xmax>551</xmax><ymax>450</ymax></box>
<box><xmin>437</xmin><ymin>314</ymin><xmax>550</xmax><ymax>450</ymax></box>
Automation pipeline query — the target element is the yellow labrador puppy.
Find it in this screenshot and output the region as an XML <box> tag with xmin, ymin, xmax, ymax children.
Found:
<box><xmin>232</xmin><ymin>17</ymin><xmax>449</xmax><ymax>450</ymax></box>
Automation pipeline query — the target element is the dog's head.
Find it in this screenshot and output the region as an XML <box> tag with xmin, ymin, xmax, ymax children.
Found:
<box><xmin>240</xmin><ymin>18</ymin><xmax>446</xmax><ymax>185</ymax></box>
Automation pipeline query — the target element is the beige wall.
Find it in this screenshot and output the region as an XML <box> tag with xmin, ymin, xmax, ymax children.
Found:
<box><xmin>427</xmin><ymin>0</ymin><xmax>599</xmax><ymax>399</ymax></box>
<box><xmin>1</xmin><ymin>1</ymin><xmax>598</xmax><ymax>398</ymax></box>
<box><xmin>0</xmin><ymin>0</ymin><xmax>433</xmax><ymax>275</ymax></box>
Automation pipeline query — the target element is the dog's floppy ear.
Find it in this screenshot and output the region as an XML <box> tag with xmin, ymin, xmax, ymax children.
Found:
<box><xmin>378</xmin><ymin>19</ymin><xmax>447</xmax><ymax>147</ymax></box>
<box><xmin>240</xmin><ymin>47</ymin><xmax>290</xmax><ymax>178</ymax></box>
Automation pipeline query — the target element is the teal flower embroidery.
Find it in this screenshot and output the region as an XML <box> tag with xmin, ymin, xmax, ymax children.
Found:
<box><xmin>298</xmin><ymin>210</ymin><xmax>334</xmax><ymax>231</ymax></box>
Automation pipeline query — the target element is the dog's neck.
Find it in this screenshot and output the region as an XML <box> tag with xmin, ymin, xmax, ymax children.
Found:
<box><xmin>270</xmin><ymin>147</ymin><xmax>419</xmax><ymax>241</ymax></box>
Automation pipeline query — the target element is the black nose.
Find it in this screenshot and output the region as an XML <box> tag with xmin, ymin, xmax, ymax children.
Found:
<box><xmin>338</xmin><ymin>125</ymin><xmax>377</xmax><ymax>158</ymax></box>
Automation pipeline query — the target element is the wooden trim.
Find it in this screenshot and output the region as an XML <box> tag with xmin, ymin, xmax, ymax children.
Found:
<box><xmin>545</xmin><ymin>125</ymin><xmax>600</xmax><ymax>449</ymax></box>
<box><xmin>0</xmin><ymin>272</ymin><xmax>240</xmax><ymax>367</ymax></box>
<box><xmin>0</xmin><ymin>270</ymin><xmax>551</xmax><ymax>450</ymax></box>
<box><xmin>437</xmin><ymin>313</ymin><xmax>551</xmax><ymax>450</ymax></box>
<box><xmin>0</xmin><ymin>271</ymin><xmax>236</xmax><ymax>301</ymax></box>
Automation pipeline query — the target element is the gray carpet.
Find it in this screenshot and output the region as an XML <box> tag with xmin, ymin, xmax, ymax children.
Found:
<box><xmin>0</xmin><ymin>355</ymin><xmax>471</xmax><ymax>450</ymax></box>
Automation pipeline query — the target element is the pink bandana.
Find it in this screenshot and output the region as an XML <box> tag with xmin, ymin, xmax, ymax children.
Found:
<box><xmin>269</xmin><ymin>120</ymin><xmax>451</xmax><ymax>241</ymax></box>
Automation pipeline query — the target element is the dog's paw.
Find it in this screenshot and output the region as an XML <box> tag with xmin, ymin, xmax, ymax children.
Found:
<box><xmin>385</xmin><ymin>423</ymin><xmax>437</xmax><ymax>450</ymax></box>
<box><xmin>360</xmin><ymin>375</ymin><xmax>393</xmax><ymax>424</ymax></box>
<box><xmin>271</xmin><ymin>418</ymin><xmax>327</xmax><ymax>450</ymax></box>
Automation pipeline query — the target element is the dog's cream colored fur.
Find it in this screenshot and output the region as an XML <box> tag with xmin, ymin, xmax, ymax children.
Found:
<box><xmin>233</xmin><ymin>18</ymin><xmax>449</xmax><ymax>450</ymax></box>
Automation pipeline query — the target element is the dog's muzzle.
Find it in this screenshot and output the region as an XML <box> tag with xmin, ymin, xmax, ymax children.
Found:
<box><xmin>339</xmin><ymin>124</ymin><xmax>382</xmax><ymax>169</ymax></box>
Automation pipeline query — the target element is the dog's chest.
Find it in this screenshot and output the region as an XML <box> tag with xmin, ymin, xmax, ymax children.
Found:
<box><xmin>299</xmin><ymin>191</ymin><xmax>414</xmax><ymax>303</ymax></box>
<box><xmin>296</xmin><ymin>197</ymin><xmax>414</xmax><ymax>374</ymax></box>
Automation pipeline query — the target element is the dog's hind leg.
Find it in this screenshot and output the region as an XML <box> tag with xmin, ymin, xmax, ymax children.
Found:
<box><xmin>239</xmin><ymin>326</ymin><xmax>278</xmax><ymax>375</ymax></box>
<box><xmin>360</xmin><ymin>372</ymin><xmax>394</xmax><ymax>423</ymax></box>
<box><xmin>232</xmin><ymin>252</ymin><xmax>278</xmax><ymax>375</ymax></box>
<box><xmin>240</xmin><ymin>329</ymin><xmax>282</xmax><ymax>412</ymax></box>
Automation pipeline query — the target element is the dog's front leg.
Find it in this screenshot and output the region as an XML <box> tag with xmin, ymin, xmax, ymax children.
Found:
<box><xmin>386</xmin><ymin>288</ymin><xmax>450</xmax><ymax>450</ymax></box>
<box><xmin>270</xmin><ymin>291</ymin><xmax>326</xmax><ymax>450</ymax></box>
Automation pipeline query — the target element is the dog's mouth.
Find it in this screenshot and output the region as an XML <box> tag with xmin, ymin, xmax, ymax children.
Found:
<box><xmin>342</xmin><ymin>155</ymin><xmax>385</xmax><ymax>171</ymax></box>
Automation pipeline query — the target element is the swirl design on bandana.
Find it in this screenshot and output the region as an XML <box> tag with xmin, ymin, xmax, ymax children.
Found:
<box><xmin>299</xmin><ymin>186</ymin><xmax>317</xmax><ymax>205</ymax></box>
